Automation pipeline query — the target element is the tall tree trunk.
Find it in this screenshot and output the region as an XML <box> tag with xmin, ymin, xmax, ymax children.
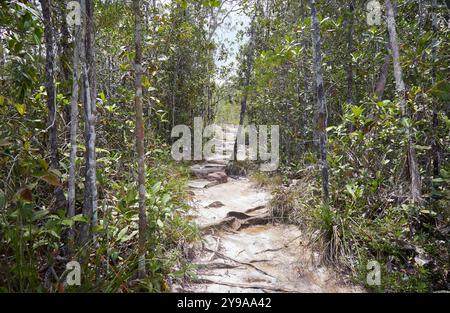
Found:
<box><xmin>147</xmin><ymin>0</ymin><xmax>157</xmax><ymax>130</ymax></box>
<box><xmin>171</xmin><ymin>56</ymin><xmax>178</xmax><ymax>131</ymax></box>
<box><xmin>385</xmin><ymin>0</ymin><xmax>422</xmax><ymax>203</ymax></box>
<box><xmin>311</xmin><ymin>0</ymin><xmax>329</xmax><ymax>203</ymax></box>
<box><xmin>80</xmin><ymin>0</ymin><xmax>98</xmax><ymax>244</ymax></box>
<box><xmin>58</xmin><ymin>0</ymin><xmax>72</xmax><ymax>137</ymax></box>
<box><xmin>39</xmin><ymin>0</ymin><xmax>66</xmax><ymax>211</ymax></box>
<box><xmin>133</xmin><ymin>0</ymin><xmax>147</xmax><ymax>279</ymax></box>
<box><xmin>431</xmin><ymin>0</ymin><xmax>439</xmax><ymax>176</ymax></box>
<box><xmin>374</xmin><ymin>50</ymin><xmax>390</xmax><ymax>101</ymax></box>
<box><xmin>85</xmin><ymin>0</ymin><xmax>97</xmax><ymax>118</ymax></box>
<box><xmin>233</xmin><ymin>6</ymin><xmax>257</xmax><ymax>160</ymax></box>
<box><xmin>68</xmin><ymin>22</ymin><xmax>81</xmax><ymax>254</ymax></box>
<box><xmin>297</xmin><ymin>0</ymin><xmax>309</xmax><ymax>148</ymax></box>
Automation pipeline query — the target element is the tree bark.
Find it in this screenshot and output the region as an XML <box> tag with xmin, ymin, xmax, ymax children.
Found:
<box><xmin>374</xmin><ymin>51</ymin><xmax>390</xmax><ymax>101</ymax></box>
<box><xmin>80</xmin><ymin>0</ymin><xmax>98</xmax><ymax>244</ymax></box>
<box><xmin>311</xmin><ymin>0</ymin><xmax>329</xmax><ymax>203</ymax></box>
<box><xmin>39</xmin><ymin>0</ymin><xmax>66</xmax><ymax>211</ymax></box>
<box><xmin>431</xmin><ymin>0</ymin><xmax>439</xmax><ymax>176</ymax></box>
<box><xmin>297</xmin><ymin>0</ymin><xmax>309</xmax><ymax>147</ymax></box>
<box><xmin>58</xmin><ymin>0</ymin><xmax>72</xmax><ymax>137</ymax></box>
<box><xmin>385</xmin><ymin>0</ymin><xmax>422</xmax><ymax>203</ymax></box>
<box><xmin>68</xmin><ymin>22</ymin><xmax>81</xmax><ymax>254</ymax></box>
<box><xmin>133</xmin><ymin>0</ymin><xmax>147</xmax><ymax>279</ymax></box>
<box><xmin>233</xmin><ymin>5</ymin><xmax>257</xmax><ymax>160</ymax></box>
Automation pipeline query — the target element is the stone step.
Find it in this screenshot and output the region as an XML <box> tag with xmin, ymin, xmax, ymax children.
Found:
<box><xmin>191</xmin><ymin>163</ymin><xmax>226</xmax><ymax>179</ymax></box>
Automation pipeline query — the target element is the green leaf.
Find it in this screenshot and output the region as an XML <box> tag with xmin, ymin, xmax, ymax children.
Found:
<box><xmin>161</xmin><ymin>193</ymin><xmax>171</xmax><ymax>205</ymax></box>
<box><xmin>14</xmin><ymin>103</ymin><xmax>26</xmax><ymax>115</ymax></box>
<box><xmin>125</xmin><ymin>189</ymin><xmax>137</xmax><ymax>204</ymax></box>
<box><xmin>119</xmin><ymin>63</ymin><xmax>130</xmax><ymax>72</ymax></box>
<box><xmin>33</xmin><ymin>32</ymin><xmax>41</xmax><ymax>45</ymax></box>
<box><xmin>32</xmin><ymin>209</ymin><xmax>49</xmax><ymax>221</ymax></box>
<box><xmin>428</xmin><ymin>80</ymin><xmax>450</xmax><ymax>101</ymax></box>
<box><xmin>116</xmin><ymin>226</ymin><xmax>129</xmax><ymax>241</ymax></box>
<box><xmin>72</xmin><ymin>214</ymin><xmax>88</xmax><ymax>223</ymax></box>
<box><xmin>351</xmin><ymin>105</ymin><xmax>364</xmax><ymax>118</ymax></box>
<box><xmin>345</xmin><ymin>184</ymin><xmax>360</xmax><ymax>201</ymax></box>
<box><xmin>61</xmin><ymin>219</ymin><xmax>74</xmax><ymax>227</ymax></box>
<box><xmin>413</xmin><ymin>145</ymin><xmax>431</xmax><ymax>150</ymax></box>
<box><xmin>120</xmin><ymin>230</ymin><xmax>138</xmax><ymax>243</ymax></box>
<box><xmin>38</xmin><ymin>158</ymin><xmax>49</xmax><ymax>171</ymax></box>
<box><xmin>152</xmin><ymin>181</ymin><xmax>162</xmax><ymax>193</ymax></box>
<box><xmin>99</xmin><ymin>91</ymin><xmax>106</xmax><ymax>104</ymax></box>
<box><xmin>177</xmin><ymin>0</ymin><xmax>188</xmax><ymax>10</ymax></box>
<box><xmin>43</xmin><ymin>229</ymin><xmax>60</xmax><ymax>239</ymax></box>
<box><xmin>142</xmin><ymin>76</ymin><xmax>151</xmax><ymax>89</ymax></box>
<box><xmin>208</xmin><ymin>0</ymin><xmax>221</xmax><ymax>7</ymax></box>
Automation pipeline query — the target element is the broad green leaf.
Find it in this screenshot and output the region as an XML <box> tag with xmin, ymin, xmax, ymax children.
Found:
<box><xmin>14</xmin><ymin>103</ymin><xmax>26</xmax><ymax>115</ymax></box>
<box><xmin>117</xmin><ymin>226</ymin><xmax>129</xmax><ymax>241</ymax></box>
<box><xmin>120</xmin><ymin>230</ymin><xmax>138</xmax><ymax>243</ymax></box>
<box><xmin>161</xmin><ymin>193</ymin><xmax>171</xmax><ymax>205</ymax></box>
<box><xmin>99</xmin><ymin>91</ymin><xmax>106</xmax><ymax>103</ymax></box>
<box><xmin>152</xmin><ymin>181</ymin><xmax>162</xmax><ymax>193</ymax></box>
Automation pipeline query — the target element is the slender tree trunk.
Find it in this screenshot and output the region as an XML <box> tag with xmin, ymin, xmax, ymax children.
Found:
<box><xmin>85</xmin><ymin>0</ymin><xmax>98</xmax><ymax>227</ymax></box>
<box><xmin>68</xmin><ymin>23</ymin><xmax>81</xmax><ymax>254</ymax></box>
<box><xmin>374</xmin><ymin>51</ymin><xmax>390</xmax><ymax>100</ymax></box>
<box><xmin>133</xmin><ymin>0</ymin><xmax>147</xmax><ymax>279</ymax></box>
<box><xmin>171</xmin><ymin>57</ymin><xmax>178</xmax><ymax>131</ymax></box>
<box><xmin>171</xmin><ymin>2</ymin><xmax>180</xmax><ymax>132</ymax></box>
<box><xmin>80</xmin><ymin>0</ymin><xmax>98</xmax><ymax>244</ymax></box>
<box><xmin>147</xmin><ymin>0</ymin><xmax>157</xmax><ymax>129</ymax></box>
<box><xmin>385</xmin><ymin>0</ymin><xmax>422</xmax><ymax>203</ymax></box>
<box><xmin>301</xmin><ymin>0</ymin><xmax>309</xmax><ymax>136</ymax></box>
<box><xmin>39</xmin><ymin>0</ymin><xmax>66</xmax><ymax>211</ymax></box>
<box><xmin>86</xmin><ymin>0</ymin><xmax>97</xmax><ymax>118</ymax></box>
<box><xmin>297</xmin><ymin>0</ymin><xmax>309</xmax><ymax>147</ymax></box>
<box><xmin>431</xmin><ymin>0</ymin><xmax>440</xmax><ymax>176</ymax></box>
<box><xmin>233</xmin><ymin>7</ymin><xmax>257</xmax><ymax>160</ymax></box>
<box><xmin>58</xmin><ymin>0</ymin><xmax>72</xmax><ymax>137</ymax></box>
<box><xmin>311</xmin><ymin>0</ymin><xmax>329</xmax><ymax>203</ymax></box>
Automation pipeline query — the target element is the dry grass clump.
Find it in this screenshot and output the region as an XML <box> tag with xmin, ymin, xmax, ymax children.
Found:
<box><xmin>249</xmin><ymin>171</ymin><xmax>283</xmax><ymax>189</ymax></box>
<box><xmin>269</xmin><ymin>168</ymin><xmax>319</xmax><ymax>228</ymax></box>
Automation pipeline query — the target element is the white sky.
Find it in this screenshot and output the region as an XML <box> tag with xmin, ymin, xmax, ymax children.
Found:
<box><xmin>212</xmin><ymin>1</ymin><xmax>250</xmax><ymax>84</ymax></box>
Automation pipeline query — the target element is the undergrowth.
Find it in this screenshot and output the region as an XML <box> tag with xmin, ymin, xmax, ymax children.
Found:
<box><xmin>0</xmin><ymin>144</ymin><xmax>198</xmax><ymax>292</ymax></box>
<box><xmin>269</xmin><ymin>100</ymin><xmax>449</xmax><ymax>292</ymax></box>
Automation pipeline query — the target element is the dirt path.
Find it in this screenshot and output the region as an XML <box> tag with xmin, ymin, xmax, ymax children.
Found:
<box><xmin>177</xmin><ymin>125</ymin><xmax>362</xmax><ymax>293</ymax></box>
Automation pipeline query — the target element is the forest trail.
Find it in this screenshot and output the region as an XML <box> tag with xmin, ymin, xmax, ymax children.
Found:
<box><xmin>178</xmin><ymin>125</ymin><xmax>362</xmax><ymax>293</ymax></box>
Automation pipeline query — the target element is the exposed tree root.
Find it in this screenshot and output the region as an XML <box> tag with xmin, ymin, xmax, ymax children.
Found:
<box><xmin>196</xmin><ymin>262</ymin><xmax>243</xmax><ymax>270</ymax></box>
<box><xmin>200</xmin><ymin>211</ymin><xmax>271</xmax><ymax>233</ymax></box>
<box><xmin>196</xmin><ymin>278</ymin><xmax>298</xmax><ymax>293</ymax></box>
<box><xmin>255</xmin><ymin>235</ymin><xmax>303</xmax><ymax>255</ymax></box>
<box><xmin>204</xmin><ymin>247</ymin><xmax>275</xmax><ymax>278</ymax></box>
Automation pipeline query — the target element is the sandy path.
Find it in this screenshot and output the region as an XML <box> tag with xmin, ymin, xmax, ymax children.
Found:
<box><xmin>177</xmin><ymin>124</ymin><xmax>362</xmax><ymax>292</ymax></box>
